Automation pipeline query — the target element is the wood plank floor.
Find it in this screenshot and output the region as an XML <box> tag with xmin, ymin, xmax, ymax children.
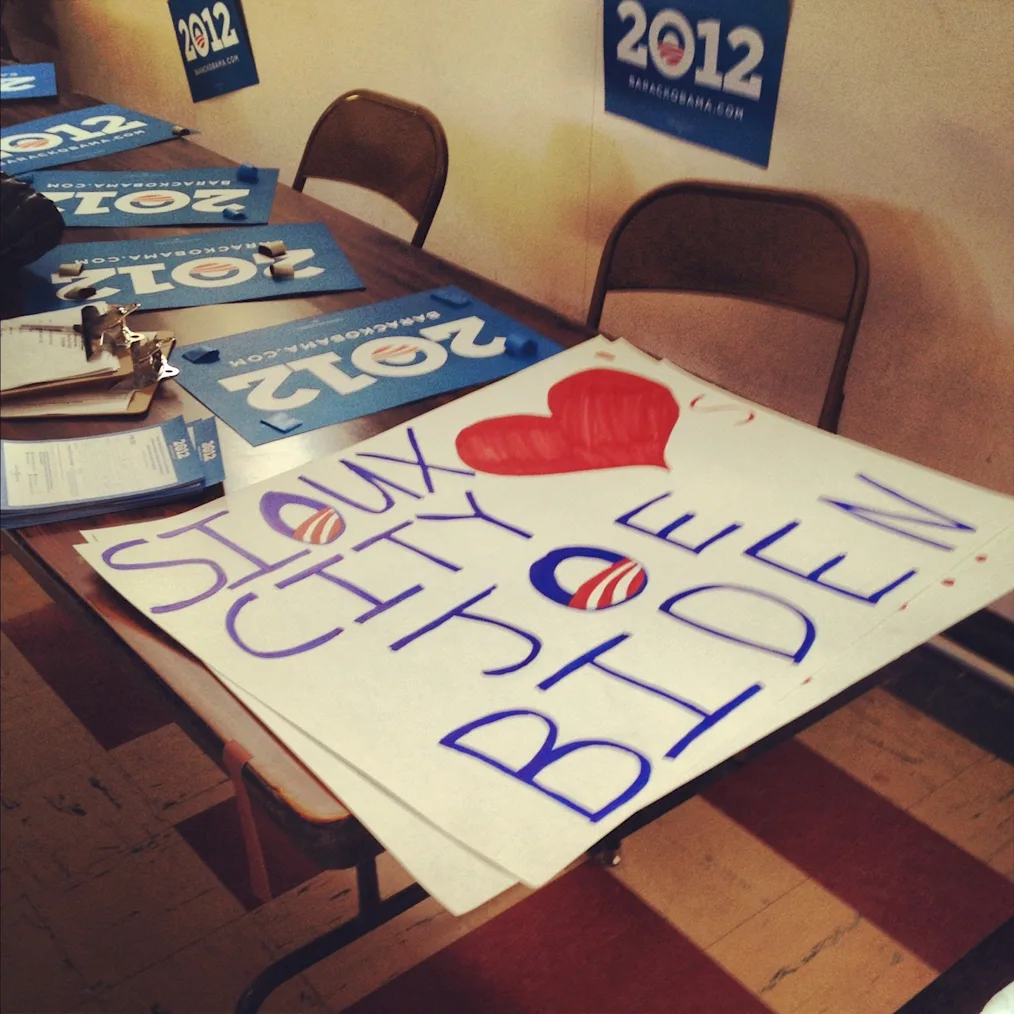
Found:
<box><xmin>2</xmin><ymin>553</ymin><xmax>1011</xmax><ymax>1013</ymax></box>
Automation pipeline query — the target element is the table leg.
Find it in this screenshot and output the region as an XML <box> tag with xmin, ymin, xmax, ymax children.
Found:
<box><xmin>234</xmin><ymin>858</ymin><xmax>428</xmax><ymax>1014</ymax></box>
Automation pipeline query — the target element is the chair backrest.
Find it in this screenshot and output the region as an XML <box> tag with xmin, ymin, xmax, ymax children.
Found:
<box><xmin>586</xmin><ymin>181</ymin><xmax>869</xmax><ymax>432</ymax></box>
<box><xmin>293</xmin><ymin>89</ymin><xmax>448</xmax><ymax>248</ymax></box>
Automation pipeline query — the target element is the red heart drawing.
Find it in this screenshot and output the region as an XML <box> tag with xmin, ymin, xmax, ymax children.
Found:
<box><xmin>455</xmin><ymin>369</ymin><xmax>679</xmax><ymax>476</ymax></box>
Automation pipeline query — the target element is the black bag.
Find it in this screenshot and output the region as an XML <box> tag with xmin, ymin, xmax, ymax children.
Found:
<box><xmin>0</xmin><ymin>171</ymin><xmax>65</xmax><ymax>275</ymax></box>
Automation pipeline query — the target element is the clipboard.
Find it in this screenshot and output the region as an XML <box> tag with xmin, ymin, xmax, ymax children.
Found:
<box><xmin>0</xmin><ymin>303</ymin><xmax>177</xmax><ymax>419</ymax></box>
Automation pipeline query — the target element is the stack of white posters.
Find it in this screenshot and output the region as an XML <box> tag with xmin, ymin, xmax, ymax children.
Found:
<box><xmin>76</xmin><ymin>337</ymin><xmax>1014</xmax><ymax>914</ymax></box>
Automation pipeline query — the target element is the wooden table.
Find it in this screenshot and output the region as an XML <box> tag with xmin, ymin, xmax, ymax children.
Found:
<box><xmin>1</xmin><ymin>90</ymin><xmax>594</xmax><ymax>857</ymax></box>
<box><xmin>0</xmin><ymin>92</ymin><xmax>895</xmax><ymax>1012</ymax></box>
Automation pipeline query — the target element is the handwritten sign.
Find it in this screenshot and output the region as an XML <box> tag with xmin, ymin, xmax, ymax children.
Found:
<box><xmin>603</xmin><ymin>0</ymin><xmax>789</xmax><ymax>167</ymax></box>
<box><xmin>169</xmin><ymin>0</ymin><xmax>259</xmax><ymax>102</ymax></box>
<box><xmin>172</xmin><ymin>287</ymin><xmax>564</xmax><ymax>445</ymax></box>
<box><xmin>18</xmin><ymin>222</ymin><xmax>363</xmax><ymax>314</ymax></box>
<box><xmin>30</xmin><ymin>168</ymin><xmax>279</xmax><ymax>227</ymax></box>
<box><xmin>0</xmin><ymin>104</ymin><xmax>180</xmax><ymax>172</ymax></box>
<box><xmin>1</xmin><ymin>63</ymin><xmax>57</xmax><ymax>100</ymax></box>
<box><xmin>77</xmin><ymin>338</ymin><xmax>1014</xmax><ymax>903</ymax></box>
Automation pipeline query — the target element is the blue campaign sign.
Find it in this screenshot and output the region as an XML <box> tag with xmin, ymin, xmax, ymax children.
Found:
<box><xmin>0</xmin><ymin>63</ymin><xmax>58</xmax><ymax>100</ymax></box>
<box><xmin>603</xmin><ymin>0</ymin><xmax>789</xmax><ymax>167</ymax></box>
<box><xmin>30</xmin><ymin>168</ymin><xmax>280</xmax><ymax>227</ymax></box>
<box><xmin>0</xmin><ymin>104</ymin><xmax>181</xmax><ymax>172</ymax></box>
<box><xmin>18</xmin><ymin>222</ymin><xmax>364</xmax><ymax>315</ymax></box>
<box><xmin>171</xmin><ymin>287</ymin><xmax>565</xmax><ymax>446</ymax></box>
<box><xmin>169</xmin><ymin>0</ymin><xmax>259</xmax><ymax>103</ymax></box>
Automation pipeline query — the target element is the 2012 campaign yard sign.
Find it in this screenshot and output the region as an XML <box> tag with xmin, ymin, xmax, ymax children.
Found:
<box><xmin>18</xmin><ymin>223</ymin><xmax>363</xmax><ymax>314</ymax></box>
<box><xmin>172</xmin><ymin>287</ymin><xmax>564</xmax><ymax>445</ymax></box>
<box><xmin>0</xmin><ymin>104</ymin><xmax>180</xmax><ymax>172</ymax></box>
<box><xmin>30</xmin><ymin>168</ymin><xmax>280</xmax><ymax>227</ymax></box>
<box><xmin>603</xmin><ymin>0</ymin><xmax>789</xmax><ymax>167</ymax></box>
<box><xmin>169</xmin><ymin>0</ymin><xmax>260</xmax><ymax>102</ymax></box>
<box><xmin>0</xmin><ymin>63</ymin><xmax>58</xmax><ymax>100</ymax></box>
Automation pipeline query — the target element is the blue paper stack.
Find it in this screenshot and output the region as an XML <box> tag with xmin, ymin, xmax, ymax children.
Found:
<box><xmin>0</xmin><ymin>416</ymin><xmax>224</xmax><ymax>529</ymax></box>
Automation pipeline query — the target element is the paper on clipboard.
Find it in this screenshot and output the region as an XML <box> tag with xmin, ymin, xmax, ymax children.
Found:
<box><xmin>1</xmin><ymin>305</ymin><xmax>118</xmax><ymax>392</ymax></box>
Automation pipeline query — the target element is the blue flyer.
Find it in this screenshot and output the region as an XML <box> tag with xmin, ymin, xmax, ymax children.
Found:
<box><xmin>603</xmin><ymin>0</ymin><xmax>789</xmax><ymax>167</ymax></box>
<box><xmin>29</xmin><ymin>167</ymin><xmax>279</xmax><ymax>227</ymax></box>
<box><xmin>19</xmin><ymin>222</ymin><xmax>364</xmax><ymax>315</ymax></box>
<box><xmin>171</xmin><ymin>287</ymin><xmax>564</xmax><ymax>446</ymax></box>
<box><xmin>0</xmin><ymin>416</ymin><xmax>206</xmax><ymax>528</ymax></box>
<box><xmin>168</xmin><ymin>0</ymin><xmax>260</xmax><ymax>103</ymax></box>
<box><xmin>0</xmin><ymin>104</ymin><xmax>181</xmax><ymax>172</ymax></box>
<box><xmin>0</xmin><ymin>63</ymin><xmax>58</xmax><ymax>100</ymax></box>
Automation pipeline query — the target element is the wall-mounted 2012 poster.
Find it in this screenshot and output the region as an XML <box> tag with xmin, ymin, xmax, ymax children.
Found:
<box><xmin>168</xmin><ymin>0</ymin><xmax>259</xmax><ymax>103</ymax></box>
<box><xmin>603</xmin><ymin>0</ymin><xmax>789</xmax><ymax>167</ymax></box>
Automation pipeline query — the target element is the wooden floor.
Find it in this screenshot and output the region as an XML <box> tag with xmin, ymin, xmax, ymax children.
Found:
<box><xmin>2</xmin><ymin>552</ymin><xmax>1012</xmax><ymax>1014</ymax></box>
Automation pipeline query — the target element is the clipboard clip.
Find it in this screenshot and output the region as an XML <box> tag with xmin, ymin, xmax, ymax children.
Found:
<box><xmin>129</xmin><ymin>334</ymin><xmax>179</xmax><ymax>387</ymax></box>
<box><xmin>77</xmin><ymin>302</ymin><xmax>178</xmax><ymax>388</ymax></box>
<box><xmin>78</xmin><ymin>302</ymin><xmax>142</xmax><ymax>356</ymax></box>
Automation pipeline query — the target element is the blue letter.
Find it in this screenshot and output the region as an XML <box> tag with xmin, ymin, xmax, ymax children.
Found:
<box><xmin>278</xmin><ymin>552</ymin><xmax>422</xmax><ymax>624</ymax></box>
<box><xmin>356</xmin><ymin>426</ymin><xmax>474</xmax><ymax>494</ymax></box>
<box><xmin>616</xmin><ymin>492</ymin><xmax>741</xmax><ymax>554</ymax></box>
<box><xmin>417</xmin><ymin>490</ymin><xmax>532</xmax><ymax>540</ymax></box>
<box><xmin>354</xmin><ymin>520</ymin><xmax>462</xmax><ymax>572</ymax></box>
<box><xmin>441</xmin><ymin>709</ymin><xmax>650</xmax><ymax>821</ymax></box>
<box><xmin>300</xmin><ymin>459</ymin><xmax>421</xmax><ymax>514</ymax></box>
<box><xmin>538</xmin><ymin>634</ymin><xmax>762</xmax><ymax>760</ymax></box>
<box><xmin>820</xmin><ymin>473</ymin><xmax>977</xmax><ymax>551</ymax></box>
<box><xmin>744</xmin><ymin>521</ymin><xmax>915</xmax><ymax>604</ymax></box>
<box><xmin>159</xmin><ymin>509</ymin><xmax>309</xmax><ymax>590</ymax></box>
<box><xmin>390</xmin><ymin>586</ymin><xmax>541</xmax><ymax>676</ymax></box>
<box><xmin>226</xmin><ymin>593</ymin><xmax>344</xmax><ymax>658</ymax></box>
<box><xmin>659</xmin><ymin>584</ymin><xmax>817</xmax><ymax>663</ymax></box>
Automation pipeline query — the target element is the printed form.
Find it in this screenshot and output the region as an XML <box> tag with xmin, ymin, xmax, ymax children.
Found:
<box><xmin>2</xmin><ymin>428</ymin><xmax>177</xmax><ymax>508</ymax></box>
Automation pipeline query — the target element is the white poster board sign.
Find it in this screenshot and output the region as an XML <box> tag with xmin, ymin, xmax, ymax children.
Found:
<box><xmin>77</xmin><ymin>338</ymin><xmax>1014</xmax><ymax>907</ymax></box>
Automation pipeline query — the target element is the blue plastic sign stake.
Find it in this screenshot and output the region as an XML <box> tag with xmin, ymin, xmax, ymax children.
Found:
<box><xmin>0</xmin><ymin>63</ymin><xmax>57</xmax><ymax>100</ymax></box>
<box><xmin>182</xmin><ymin>345</ymin><xmax>221</xmax><ymax>364</ymax></box>
<box><xmin>30</xmin><ymin>168</ymin><xmax>280</xmax><ymax>228</ymax></box>
<box><xmin>603</xmin><ymin>0</ymin><xmax>789</xmax><ymax>167</ymax></box>
<box><xmin>430</xmin><ymin>288</ymin><xmax>473</xmax><ymax>308</ymax></box>
<box><xmin>236</xmin><ymin>162</ymin><xmax>259</xmax><ymax>182</ymax></box>
<box><xmin>171</xmin><ymin>286</ymin><xmax>565</xmax><ymax>446</ymax></box>
<box><xmin>505</xmin><ymin>333</ymin><xmax>537</xmax><ymax>357</ymax></box>
<box><xmin>261</xmin><ymin>412</ymin><xmax>303</xmax><ymax>434</ymax></box>
<box><xmin>18</xmin><ymin>222</ymin><xmax>364</xmax><ymax>315</ymax></box>
<box><xmin>169</xmin><ymin>0</ymin><xmax>260</xmax><ymax>103</ymax></box>
<box><xmin>0</xmin><ymin>104</ymin><xmax>181</xmax><ymax>172</ymax></box>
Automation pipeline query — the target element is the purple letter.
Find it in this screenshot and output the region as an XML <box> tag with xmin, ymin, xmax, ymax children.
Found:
<box><xmin>102</xmin><ymin>539</ymin><xmax>227</xmax><ymax>614</ymax></box>
<box><xmin>389</xmin><ymin>585</ymin><xmax>541</xmax><ymax>675</ymax></box>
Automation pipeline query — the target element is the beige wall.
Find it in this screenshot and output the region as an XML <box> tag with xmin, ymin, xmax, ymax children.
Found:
<box><xmin>31</xmin><ymin>0</ymin><xmax>1014</xmax><ymax>503</ymax></box>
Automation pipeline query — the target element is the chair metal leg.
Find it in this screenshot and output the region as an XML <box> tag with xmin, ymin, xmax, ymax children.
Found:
<box><xmin>589</xmin><ymin>832</ymin><xmax>623</xmax><ymax>867</ymax></box>
<box><xmin>234</xmin><ymin>858</ymin><xmax>428</xmax><ymax>1014</ymax></box>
